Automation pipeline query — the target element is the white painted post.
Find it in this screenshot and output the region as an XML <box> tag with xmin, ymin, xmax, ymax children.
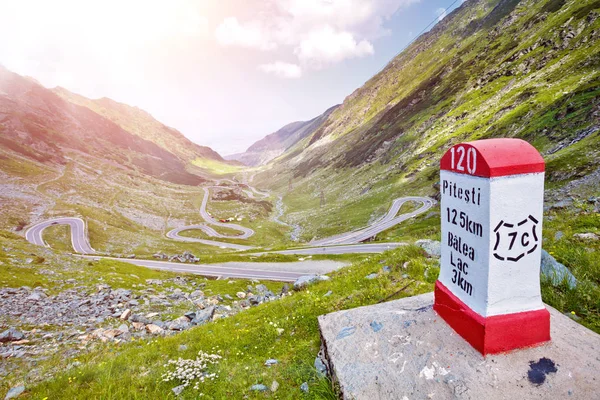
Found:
<box><xmin>434</xmin><ymin>138</ymin><xmax>550</xmax><ymax>355</ymax></box>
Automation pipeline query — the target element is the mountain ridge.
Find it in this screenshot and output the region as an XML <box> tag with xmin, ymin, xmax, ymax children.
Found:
<box><xmin>225</xmin><ymin>104</ymin><xmax>339</xmax><ymax>166</ymax></box>
<box><xmin>0</xmin><ymin>65</ymin><xmax>229</xmax><ymax>186</ymax></box>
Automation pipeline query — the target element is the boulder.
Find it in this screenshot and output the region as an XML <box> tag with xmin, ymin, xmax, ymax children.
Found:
<box><xmin>167</xmin><ymin>317</ymin><xmax>191</xmax><ymax>331</ymax></box>
<box><xmin>191</xmin><ymin>306</ymin><xmax>214</xmax><ymax>325</ymax></box>
<box><xmin>315</xmin><ymin>356</ymin><xmax>328</xmax><ymax>377</ymax></box>
<box><xmin>131</xmin><ymin>322</ymin><xmax>145</xmax><ymax>331</ymax></box>
<box><xmin>255</xmin><ymin>284</ymin><xmax>268</xmax><ymax>294</ymax></box>
<box><xmin>172</xmin><ymin>385</ymin><xmax>185</xmax><ymax>396</ymax></box>
<box><xmin>120</xmin><ymin>309</ymin><xmax>132</xmax><ymax>320</ymax></box>
<box><xmin>4</xmin><ymin>385</ymin><xmax>25</xmax><ymax>399</ymax></box>
<box><xmin>145</xmin><ymin>324</ymin><xmax>164</xmax><ymax>334</ymax></box>
<box><xmin>300</xmin><ymin>382</ymin><xmax>309</xmax><ymax>393</ymax></box>
<box><xmin>236</xmin><ymin>292</ymin><xmax>246</xmax><ymax>299</ymax></box>
<box><xmin>573</xmin><ymin>232</ymin><xmax>599</xmax><ymax>241</ymax></box>
<box><xmin>250</xmin><ymin>384</ymin><xmax>268</xmax><ymax>392</ymax></box>
<box><xmin>415</xmin><ymin>239</ymin><xmax>441</xmax><ymax>258</ymax></box>
<box><xmin>293</xmin><ymin>275</ymin><xmax>330</xmax><ymax>290</ymax></box>
<box><xmin>270</xmin><ymin>380</ymin><xmax>279</xmax><ymax>392</ymax></box>
<box><xmin>540</xmin><ymin>250</ymin><xmax>577</xmax><ymax>289</ymax></box>
<box><xmin>129</xmin><ymin>314</ymin><xmax>151</xmax><ymax>325</ymax></box>
<box><xmin>26</xmin><ymin>291</ymin><xmax>46</xmax><ymax>302</ymax></box>
<box><xmin>0</xmin><ymin>328</ymin><xmax>24</xmax><ymax>343</ymax></box>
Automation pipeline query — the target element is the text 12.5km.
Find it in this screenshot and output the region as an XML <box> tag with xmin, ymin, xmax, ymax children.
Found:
<box><xmin>446</xmin><ymin>207</ymin><xmax>483</xmax><ymax>237</ymax></box>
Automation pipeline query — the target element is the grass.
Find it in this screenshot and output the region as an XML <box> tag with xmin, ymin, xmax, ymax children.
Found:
<box><xmin>192</xmin><ymin>158</ymin><xmax>243</xmax><ymax>176</ymax></box>
<box><xmin>21</xmin><ymin>246</ymin><xmax>437</xmax><ymax>399</ymax></box>
<box><xmin>539</xmin><ymin>204</ymin><xmax>600</xmax><ymax>333</ymax></box>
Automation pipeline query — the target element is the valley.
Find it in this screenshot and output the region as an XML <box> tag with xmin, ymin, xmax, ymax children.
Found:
<box><xmin>0</xmin><ymin>0</ymin><xmax>599</xmax><ymax>398</ymax></box>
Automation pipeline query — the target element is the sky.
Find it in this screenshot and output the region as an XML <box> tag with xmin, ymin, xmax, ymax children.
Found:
<box><xmin>0</xmin><ymin>0</ymin><xmax>465</xmax><ymax>155</ymax></box>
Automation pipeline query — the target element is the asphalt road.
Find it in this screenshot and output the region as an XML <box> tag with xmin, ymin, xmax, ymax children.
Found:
<box><xmin>254</xmin><ymin>243</ymin><xmax>408</xmax><ymax>256</ymax></box>
<box><xmin>25</xmin><ymin>217</ymin><xmax>96</xmax><ymax>254</ymax></box>
<box><xmin>85</xmin><ymin>256</ymin><xmax>345</xmax><ymax>282</ymax></box>
<box><xmin>309</xmin><ymin>197</ymin><xmax>435</xmax><ymax>246</ymax></box>
<box><xmin>23</xmin><ymin>185</ymin><xmax>434</xmax><ymax>281</ymax></box>
<box><xmin>166</xmin><ymin>186</ymin><xmax>255</xmax><ymax>249</ymax></box>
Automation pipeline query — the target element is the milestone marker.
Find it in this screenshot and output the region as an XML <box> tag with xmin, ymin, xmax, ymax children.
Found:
<box><xmin>435</xmin><ymin>138</ymin><xmax>550</xmax><ymax>355</ymax></box>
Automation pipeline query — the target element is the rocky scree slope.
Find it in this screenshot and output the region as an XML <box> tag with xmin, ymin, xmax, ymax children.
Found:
<box><xmin>255</xmin><ymin>0</ymin><xmax>600</xmax><ymax>235</ymax></box>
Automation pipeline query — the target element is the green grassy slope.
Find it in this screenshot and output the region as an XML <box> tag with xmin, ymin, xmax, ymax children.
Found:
<box><xmin>254</xmin><ymin>0</ymin><xmax>600</xmax><ymax>240</ymax></box>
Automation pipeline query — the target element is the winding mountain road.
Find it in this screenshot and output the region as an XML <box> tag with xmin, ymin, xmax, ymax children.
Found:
<box><xmin>25</xmin><ymin>217</ymin><xmax>96</xmax><ymax>254</ymax></box>
<box><xmin>24</xmin><ymin>181</ymin><xmax>435</xmax><ymax>280</ymax></box>
<box><xmin>166</xmin><ymin>186</ymin><xmax>255</xmax><ymax>250</ymax></box>
<box><xmin>309</xmin><ymin>197</ymin><xmax>434</xmax><ymax>246</ymax></box>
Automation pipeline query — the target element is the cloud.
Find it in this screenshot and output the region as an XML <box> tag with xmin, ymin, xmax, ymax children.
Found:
<box><xmin>258</xmin><ymin>62</ymin><xmax>302</xmax><ymax>78</ymax></box>
<box><xmin>295</xmin><ymin>26</ymin><xmax>374</xmax><ymax>68</ymax></box>
<box><xmin>215</xmin><ymin>17</ymin><xmax>277</xmax><ymax>51</ymax></box>
<box><xmin>436</xmin><ymin>7</ymin><xmax>447</xmax><ymax>22</ymax></box>
<box><xmin>215</xmin><ymin>0</ymin><xmax>420</xmax><ymax>73</ymax></box>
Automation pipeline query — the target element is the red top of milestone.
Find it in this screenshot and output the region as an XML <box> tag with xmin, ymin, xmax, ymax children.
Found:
<box><xmin>440</xmin><ymin>138</ymin><xmax>545</xmax><ymax>178</ymax></box>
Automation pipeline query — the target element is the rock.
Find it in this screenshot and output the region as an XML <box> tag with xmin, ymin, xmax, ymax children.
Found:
<box><xmin>145</xmin><ymin>279</ymin><xmax>164</xmax><ymax>285</ymax></box>
<box><xmin>248</xmin><ymin>295</ymin><xmax>261</xmax><ymax>305</ymax></box>
<box><xmin>26</xmin><ymin>291</ymin><xmax>46</xmax><ymax>302</ymax></box>
<box><xmin>131</xmin><ymin>322</ymin><xmax>145</xmax><ymax>331</ymax></box>
<box><xmin>255</xmin><ymin>284</ymin><xmax>268</xmax><ymax>294</ymax></box>
<box><xmin>167</xmin><ymin>317</ymin><xmax>191</xmax><ymax>331</ymax></box>
<box><xmin>540</xmin><ymin>250</ymin><xmax>577</xmax><ymax>289</ymax></box>
<box><xmin>264</xmin><ymin>359</ymin><xmax>278</xmax><ymax>366</ymax></box>
<box><xmin>145</xmin><ymin>324</ymin><xmax>164</xmax><ymax>334</ymax></box>
<box><xmin>270</xmin><ymin>380</ymin><xmax>279</xmax><ymax>392</ymax></box>
<box><xmin>120</xmin><ymin>309</ymin><xmax>132</xmax><ymax>320</ymax></box>
<box><xmin>130</xmin><ymin>314</ymin><xmax>151</xmax><ymax>325</ymax></box>
<box><xmin>224</xmin><ymin>294</ymin><xmax>233</xmax><ymax>300</ymax></box>
<box><xmin>365</xmin><ymin>273</ymin><xmax>378</xmax><ymax>280</ymax></box>
<box><xmin>4</xmin><ymin>385</ymin><xmax>25</xmax><ymax>399</ymax></box>
<box><xmin>0</xmin><ymin>328</ymin><xmax>24</xmax><ymax>343</ymax></box>
<box><xmin>112</xmin><ymin>288</ymin><xmax>132</xmax><ymax>299</ymax></box>
<box><xmin>152</xmin><ymin>320</ymin><xmax>166</xmax><ymax>328</ymax></box>
<box><xmin>300</xmin><ymin>382</ymin><xmax>309</xmax><ymax>393</ymax></box>
<box><xmin>280</xmin><ymin>284</ymin><xmax>290</xmax><ymax>295</ymax></box>
<box><xmin>315</xmin><ymin>356</ymin><xmax>327</xmax><ymax>377</ymax></box>
<box><xmin>118</xmin><ymin>324</ymin><xmax>129</xmax><ymax>333</ymax></box>
<box><xmin>250</xmin><ymin>384</ymin><xmax>268</xmax><ymax>392</ymax></box>
<box><xmin>382</xmin><ymin>266</ymin><xmax>391</xmax><ymax>273</ymax></box>
<box><xmin>190</xmin><ymin>290</ymin><xmax>204</xmax><ymax>298</ymax></box>
<box><xmin>178</xmin><ymin>344</ymin><xmax>188</xmax><ymax>351</ymax></box>
<box><xmin>172</xmin><ymin>384</ymin><xmax>185</xmax><ymax>396</ymax></box>
<box><xmin>415</xmin><ymin>239</ymin><xmax>441</xmax><ymax>258</ymax></box>
<box><xmin>236</xmin><ymin>292</ymin><xmax>246</xmax><ymax>299</ymax></box>
<box><xmin>191</xmin><ymin>306</ymin><xmax>214</xmax><ymax>325</ymax></box>
<box><xmin>573</xmin><ymin>232</ymin><xmax>599</xmax><ymax>241</ymax></box>
<box><xmin>184</xmin><ymin>311</ymin><xmax>196</xmax><ymax>320</ymax></box>
<box><xmin>324</xmin><ymin>290</ymin><xmax>333</xmax><ymax>297</ymax></box>
<box><xmin>293</xmin><ymin>275</ymin><xmax>330</xmax><ymax>290</ymax></box>
<box><xmin>102</xmin><ymin>329</ymin><xmax>124</xmax><ymax>339</ymax></box>
<box><xmin>153</xmin><ymin>252</ymin><xmax>168</xmax><ymax>260</ymax></box>
<box><xmin>554</xmin><ymin>231</ymin><xmax>564</xmax><ymax>241</ymax></box>
<box><xmin>550</xmin><ymin>199</ymin><xmax>572</xmax><ymax>210</ymax></box>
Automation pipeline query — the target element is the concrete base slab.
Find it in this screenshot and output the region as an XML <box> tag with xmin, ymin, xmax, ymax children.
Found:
<box><xmin>318</xmin><ymin>292</ymin><xmax>600</xmax><ymax>400</ymax></box>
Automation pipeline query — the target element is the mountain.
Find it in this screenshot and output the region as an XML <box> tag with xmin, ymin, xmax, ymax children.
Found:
<box><xmin>225</xmin><ymin>105</ymin><xmax>339</xmax><ymax>166</ymax></box>
<box><xmin>52</xmin><ymin>87</ymin><xmax>223</xmax><ymax>164</ymax></box>
<box><xmin>255</xmin><ymin>0</ymin><xmax>600</xmax><ymax>240</ymax></box>
<box><xmin>0</xmin><ymin>66</ymin><xmax>222</xmax><ymax>185</ymax></box>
